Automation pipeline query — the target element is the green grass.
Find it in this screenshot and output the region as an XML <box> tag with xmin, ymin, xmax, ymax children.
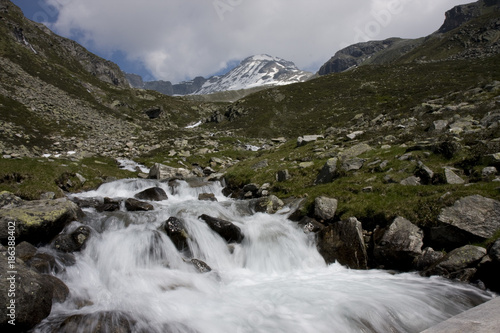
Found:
<box><xmin>0</xmin><ymin>157</ymin><xmax>135</xmax><ymax>200</ymax></box>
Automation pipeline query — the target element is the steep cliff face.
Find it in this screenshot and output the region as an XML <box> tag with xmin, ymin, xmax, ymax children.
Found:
<box><xmin>438</xmin><ymin>0</ymin><xmax>500</xmax><ymax>33</ymax></box>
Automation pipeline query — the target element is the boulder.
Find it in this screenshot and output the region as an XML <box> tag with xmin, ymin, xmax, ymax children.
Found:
<box><xmin>198</xmin><ymin>193</ymin><xmax>217</xmax><ymax>202</ymax></box>
<box><xmin>149</xmin><ymin>163</ymin><xmax>191</xmax><ymax>180</ymax></box>
<box><xmin>341</xmin><ymin>157</ymin><xmax>365</xmax><ymax>172</ymax></box>
<box><xmin>424</xmin><ymin>245</ymin><xmax>487</xmax><ymax>282</ymax></box>
<box><xmin>248</xmin><ymin>195</ymin><xmax>284</xmax><ymax>214</ymax></box>
<box><xmin>373</xmin><ymin>217</ymin><xmax>424</xmax><ymax>271</ymax></box>
<box><xmin>430</xmin><ymin>195</ymin><xmax>500</xmax><ymax>249</ymax></box>
<box><xmin>415</xmin><ymin>162</ymin><xmax>434</xmax><ymax>185</ymax></box>
<box><xmin>400</xmin><ymin>176</ymin><xmax>421</xmax><ymax>186</ymax></box>
<box><xmin>198</xmin><ymin>214</ymin><xmax>244</xmax><ymax>244</ymax></box>
<box><xmin>444</xmin><ymin>167</ymin><xmax>465</xmax><ymax>185</ymax></box>
<box><xmin>53</xmin><ymin>225</ymin><xmax>92</xmax><ymax>253</ymax></box>
<box><xmin>276</xmin><ymin>169</ymin><xmax>290</xmax><ymax>182</ymax></box>
<box><xmin>297</xmin><ymin>135</ymin><xmax>323</xmax><ymax>147</ymax></box>
<box><xmin>0</xmin><ymin>197</ymin><xmax>82</xmax><ymax>245</ymax></box>
<box><xmin>315</xmin><ymin>158</ymin><xmax>338</xmax><ymax>184</ymax></box>
<box><xmin>95</xmin><ymin>197</ymin><xmax>120</xmax><ymax>212</ymax></box>
<box><xmin>44</xmin><ymin>274</ymin><xmax>70</xmax><ymax>303</ymax></box>
<box><xmin>125</xmin><ymin>198</ymin><xmax>154</xmax><ymax>211</ymax></box>
<box><xmin>317</xmin><ymin>217</ymin><xmax>368</xmax><ymax>269</ymax></box>
<box><xmin>162</xmin><ymin>217</ymin><xmax>190</xmax><ymax>252</ymax></box>
<box><xmin>0</xmin><ymin>246</ymin><xmax>54</xmax><ymax>332</ymax></box>
<box><xmin>15</xmin><ymin>241</ymin><xmax>37</xmax><ymax>261</ymax></box>
<box><xmin>314</xmin><ymin>196</ymin><xmax>338</xmax><ymax>221</ymax></box>
<box><xmin>0</xmin><ymin>191</ymin><xmax>23</xmax><ymax>208</ymax></box>
<box><xmin>134</xmin><ymin>187</ymin><xmax>168</xmax><ymax>201</ymax></box>
<box><xmin>339</xmin><ymin>143</ymin><xmax>372</xmax><ymax>159</ymax></box>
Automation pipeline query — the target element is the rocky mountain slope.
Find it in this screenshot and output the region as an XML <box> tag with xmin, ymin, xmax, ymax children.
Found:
<box><xmin>318</xmin><ymin>0</ymin><xmax>500</xmax><ymax>75</ymax></box>
<box><xmin>127</xmin><ymin>54</ymin><xmax>312</xmax><ymax>96</ymax></box>
<box><xmin>0</xmin><ymin>0</ymin><xmax>213</xmax><ymax>160</ymax></box>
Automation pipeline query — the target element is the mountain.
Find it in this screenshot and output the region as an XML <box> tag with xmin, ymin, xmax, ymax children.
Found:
<box><xmin>193</xmin><ymin>54</ymin><xmax>313</xmax><ymax>95</ymax></box>
<box><xmin>128</xmin><ymin>54</ymin><xmax>312</xmax><ymax>96</ymax></box>
<box><xmin>0</xmin><ymin>0</ymin><xmax>203</xmax><ymax>159</ymax></box>
<box><xmin>318</xmin><ymin>0</ymin><xmax>500</xmax><ymax>76</ymax></box>
<box><xmin>125</xmin><ymin>73</ymin><xmax>208</xmax><ymax>96</ymax></box>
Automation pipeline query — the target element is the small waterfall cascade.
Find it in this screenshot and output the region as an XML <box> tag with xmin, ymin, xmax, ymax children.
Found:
<box><xmin>33</xmin><ymin>179</ymin><xmax>495</xmax><ymax>333</ymax></box>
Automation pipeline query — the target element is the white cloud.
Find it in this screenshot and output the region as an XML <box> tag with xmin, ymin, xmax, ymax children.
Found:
<box><xmin>46</xmin><ymin>0</ymin><xmax>470</xmax><ymax>82</ymax></box>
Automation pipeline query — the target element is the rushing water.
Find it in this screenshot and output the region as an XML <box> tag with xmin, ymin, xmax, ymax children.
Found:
<box><xmin>33</xmin><ymin>179</ymin><xmax>495</xmax><ymax>333</ymax></box>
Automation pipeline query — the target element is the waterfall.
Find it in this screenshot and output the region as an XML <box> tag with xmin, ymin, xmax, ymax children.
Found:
<box><xmin>33</xmin><ymin>179</ymin><xmax>495</xmax><ymax>333</ymax></box>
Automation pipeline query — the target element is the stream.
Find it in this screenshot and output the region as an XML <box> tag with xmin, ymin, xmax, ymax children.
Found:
<box><xmin>32</xmin><ymin>178</ymin><xmax>495</xmax><ymax>333</ymax></box>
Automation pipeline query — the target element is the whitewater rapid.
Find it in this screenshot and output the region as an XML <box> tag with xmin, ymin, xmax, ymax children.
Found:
<box><xmin>32</xmin><ymin>179</ymin><xmax>495</xmax><ymax>333</ymax></box>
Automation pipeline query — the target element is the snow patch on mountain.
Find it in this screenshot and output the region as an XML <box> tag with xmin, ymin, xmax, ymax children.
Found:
<box><xmin>193</xmin><ymin>54</ymin><xmax>312</xmax><ymax>95</ymax></box>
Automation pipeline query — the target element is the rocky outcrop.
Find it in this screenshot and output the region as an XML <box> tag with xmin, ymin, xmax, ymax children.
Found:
<box><xmin>0</xmin><ymin>195</ymin><xmax>83</xmax><ymax>245</ymax></box>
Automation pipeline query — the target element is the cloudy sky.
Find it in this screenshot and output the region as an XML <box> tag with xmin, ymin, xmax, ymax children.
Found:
<box><xmin>12</xmin><ymin>0</ymin><xmax>470</xmax><ymax>83</ymax></box>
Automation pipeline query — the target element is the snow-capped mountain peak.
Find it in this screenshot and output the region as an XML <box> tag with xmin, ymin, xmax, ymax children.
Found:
<box><xmin>194</xmin><ymin>54</ymin><xmax>312</xmax><ymax>95</ymax></box>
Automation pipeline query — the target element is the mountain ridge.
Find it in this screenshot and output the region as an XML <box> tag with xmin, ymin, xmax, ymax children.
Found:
<box><xmin>127</xmin><ymin>54</ymin><xmax>312</xmax><ymax>96</ymax></box>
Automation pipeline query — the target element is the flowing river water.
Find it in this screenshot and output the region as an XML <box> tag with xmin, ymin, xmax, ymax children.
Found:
<box><xmin>32</xmin><ymin>178</ymin><xmax>495</xmax><ymax>333</ymax></box>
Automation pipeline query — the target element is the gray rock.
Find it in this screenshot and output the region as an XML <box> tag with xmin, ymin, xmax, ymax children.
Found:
<box><xmin>341</xmin><ymin>157</ymin><xmax>365</xmax><ymax>172</ymax></box>
<box><xmin>339</xmin><ymin>143</ymin><xmax>372</xmax><ymax>159</ymax></box>
<box><xmin>317</xmin><ymin>217</ymin><xmax>368</xmax><ymax>269</ymax></box>
<box><xmin>0</xmin><ymin>191</ymin><xmax>23</xmax><ymax>208</ymax></box>
<box><xmin>162</xmin><ymin>217</ymin><xmax>190</xmax><ymax>253</ymax></box>
<box><xmin>415</xmin><ymin>162</ymin><xmax>434</xmax><ymax>184</ymax></box>
<box><xmin>490</xmin><ymin>239</ymin><xmax>500</xmax><ymax>262</ymax></box>
<box><xmin>482</xmin><ymin>166</ymin><xmax>498</xmax><ymax>179</ymax></box>
<box><xmin>444</xmin><ymin>167</ymin><xmax>465</xmax><ymax>184</ymax></box>
<box><xmin>0</xmin><ymin>198</ymin><xmax>82</xmax><ymax>245</ymax></box>
<box><xmin>430</xmin><ymin>120</ymin><xmax>449</xmax><ymax>132</ymax></box>
<box><xmin>251</xmin><ymin>159</ymin><xmax>269</xmax><ymax>170</ymax></box>
<box><xmin>148</xmin><ymin>163</ymin><xmax>191</xmax><ymax>180</ymax></box>
<box><xmin>249</xmin><ymin>195</ymin><xmax>284</xmax><ymax>214</ymax></box>
<box><xmin>0</xmin><ymin>246</ymin><xmax>54</xmax><ymax>331</ymax></box>
<box><xmin>134</xmin><ymin>187</ymin><xmax>168</xmax><ymax>201</ymax></box>
<box><xmin>198</xmin><ymin>193</ymin><xmax>217</xmax><ymax>202</ymax></box>
<box><xmin>315</xmin><ymin>157</ymin><xmax>338</xmax><ymax>184</ymax></box>
<box><xmin>276</xmin><ymin>169</ymin><xmax>290</xmax><ymax>182</ymax></box>
<box><xmin>425</xmin><ymin>245</ymin><xmax>486</xmax><ymax>281</ymax></box>
<box><xmin>125</xmin><ymin>198</ymin><xmax>154</xmax><ymax>211</ymax></box>
<box><xmin>400</xmin><ymin>176</ymin><xmax>421</xmax><ymax>186</ymax></box>
<box><xmin>413</xmin><ymin>247</ymin><xmax>445</xmax><ymax>271</ymax></box>
<box><xmin>433</xmin><ymin>195</ymin><xmax>500</xmax><ymax>249</ymax></box>
<box><xmin>373</xmin><ymin>216</ymin><xmax>424</xmax><ymax>271</ymax></box>
<box><xmin>314</xmin><ymin>196</ymin><xmax>338</xmax><ymax>221</ymax></box>
<box><xmin>297</xmin><ymin>135</ymin><xmax>323</xmax><ymax>147</ymax></box>
<box><xmin>199</xmin><ymin>214</ymin><xmax>244</xmax><ymax>244</ymax></box>
<box><xmin>53</xmin><ymin>225</ymin><xmax>92</xmax><ymax>253</ymax></box>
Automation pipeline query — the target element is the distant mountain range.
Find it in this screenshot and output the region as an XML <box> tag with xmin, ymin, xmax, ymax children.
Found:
<box><xmin>126</xmin><ymin>54</ymin><xmax>313</xmax><ymax>96</ymax></box>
